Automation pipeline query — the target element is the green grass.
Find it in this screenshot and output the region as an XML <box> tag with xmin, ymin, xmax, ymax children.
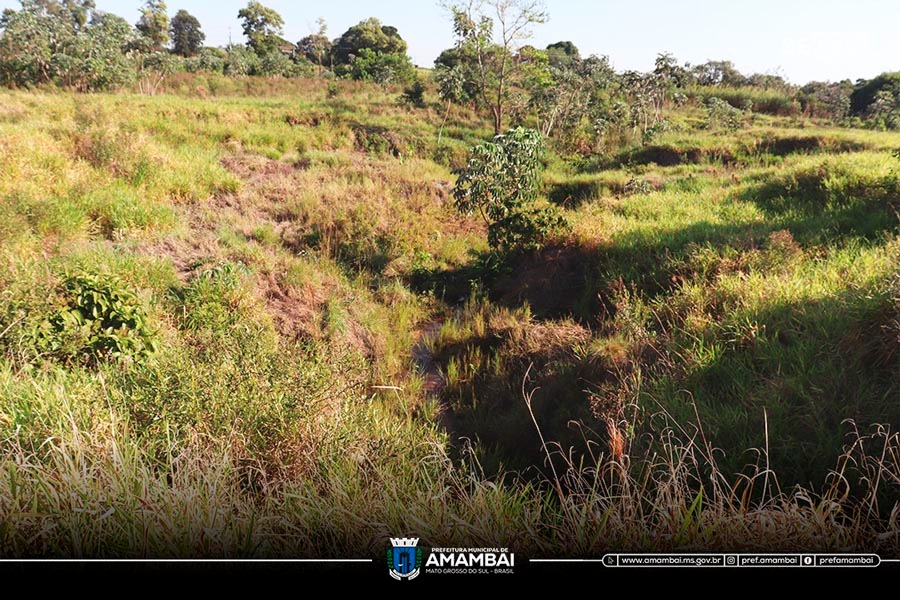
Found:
<box><xmin>0</xmin><ymin>79</ymin><xmax>897</xmax><ymax>557</ymax></box>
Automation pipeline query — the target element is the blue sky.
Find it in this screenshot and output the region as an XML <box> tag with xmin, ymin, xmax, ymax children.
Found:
<box><xmin>2</xmin><ymin>0</ymin><xmax>897</xmax><ymax>83</ymax></box>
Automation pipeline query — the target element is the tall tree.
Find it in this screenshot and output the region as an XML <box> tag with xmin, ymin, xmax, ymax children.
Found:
<box><xmin>135</xmin><ymin>0</ymin><xmax>169</xmax><ymax>52</ymax></box>
<box><xmin>331</xmin><ymin>17</ymin><xmax>408</xmax><ymax>66</ymax></box>
<box><xmin>297</xmin><ymin>18</ymin><xmax>331</xmax><ymax>71</ymax></box>
<box><xmin>545</xmin><ymin>40</ymin><xmax>579</xmax><ymax>69</ymax></box>
<box><xmin>12</xmin><ymin>0</ymin><xmax>95</xmax><ymax>31</ymax></box>
<box><xmin>237</xmin><ymin>1</ymin><xmax>284</xmax><ymax>56</ymax></box>
<box><xmin>443</xmin><ymin>0</ymin><xmax>549</xmax><ymax>135</ymax></box>
<box><xmin>331</xmin><ymin>18</ymin><xmax>414</xmax><ymax>82</ymax></box>
<box><xmin>169</xmin><ymin>9</ymin><xmax>204</xmax><ymax>57</ymax></box>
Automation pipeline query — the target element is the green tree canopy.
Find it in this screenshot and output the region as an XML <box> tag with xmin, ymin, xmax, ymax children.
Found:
<box><xmin>0</xmin><ymin>1</ymin><xmax>133</xmax><ymax>90</ymax></box>
<box><xmin>298</xmin><ymin>34</ymin><xmax>332</xmax><ymax>65</ymax></box>
<box><xmin>692</xmin><ymin>59</ymin><xmax>746</xmax><ymax>87</ymax></box>
<box><xmin>331</xmin><ymin>17</ymin><xmax>408</xmax><ymax>66</ymax></box>
<box><xmin>851</xmin><ymin>72</ymin><xmax>900</xmax><ymax>116</ymax></box>
<box><xmin>545</xmin><ymin>40</ymin><xmax>579</xmax><ymax>68</ymax></box>
<box><xmin>169</xmin><ymin>9</ymin><xmax>204</xmax><ymax>57</ymax></box>
<box><xmin>12</xmin><ymin>0</ymin><xmax>95</xmax><ymax>30</ymax></box>
<box><xmin>135</xmin><ymin>0</ymin><xmax>168</xmax><ymax>52</ymax></box>
<box><xmin>441</xmin><ymin>1</ymin><xmax>549</xmax><ymax>135</ymax></box>
<box><xmin>237</xmin><ymin>1</ymin><xmax>284</xmax><ymax>56</ymax></box>
<box><xmin>331</xmin><ymin>17</ymin><xmax>413</xmax><ymax>82</ymax></box>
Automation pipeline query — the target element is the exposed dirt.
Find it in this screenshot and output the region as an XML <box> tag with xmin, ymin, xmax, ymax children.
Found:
<box><xmin>138</xmin><ymin>152</ymin><xmax>472</xmax><ymax>417</ymax></box>
<box><xmin>137</xmin><ymin>154</ymin><xmax>332</xmax><ymax>341</ymax></box>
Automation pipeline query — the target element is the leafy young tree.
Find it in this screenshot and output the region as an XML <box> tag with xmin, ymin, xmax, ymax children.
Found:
<box><xmin>453</xmin><ymin>127</ymin><xmax>566</xmax><ymax>253</ymax></box>
<box><xmin>530</xmin><ymin>54</ymin><xmax>614</xmax><ymax>141</ymax></box>
<box><xmin>134</xmin><ymin>48</ymin><xmax>179</xmax><ymax>95</ymax></box>
<box><xmin>653</xmin><ymin>52</ymin><xmax>690</xmax><ymax>99</ymax></box>
<box><xmin>434</xmin><ymin>46</ymin><xmax>481</xmax><ymax>103</ymax></box>
<box><xmin>169</xmin><ymin>9</ymin><xmax>204</xmax><ymax>57</ymax></box>
<box><xmin>237</xmin><ymin>1</ymin><xmax>284</xmax><ymax>56</ymax></box>
<box><xmin>619</xmin><ymin>70</ymin><xmax>668</xmax><ymax>141</ymax></box>
<box><xmin>705</xmin><ymin>96</ymin><xmax>749</xmax><ymax>130</ymax></box>
<box><xmin>443</xmin><ymin>0</ymin><xmax>549</xmax><ymax>135</ymax></box>
<box><xmin>434</xmin><ymin>64</ymin><xmax>466</xmax><ymax>143</ymax></box>
<box><xmin>135</xmin><ymin>0</ymin><xmax>168</xmax><ymax>52</ymax></box>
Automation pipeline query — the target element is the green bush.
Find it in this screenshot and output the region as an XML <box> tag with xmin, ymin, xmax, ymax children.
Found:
<box><xmin>400</xmin><ymin>79</ymin><xmax>427</xmax><ymax>108</ymax></box>
<box><xmin>32</xmin><ymin>272</ymin><xmax>157</xmax><ymax>365</ymax></box>
<box><xmin>851</xmin><ymin>72</ymin><xmax>900</xmax><ymax>116</ymax></box>
<box><xmin>184</xmin><ymin>47</ymin><xmax>227</xmax><ymax>73</ymax></box>
<box><xmin>346</xmin><ymin>48</ymin><xmax>415</xmax><ymax>84</ymax></box>
<box><xmin>453</xmin><ymin>127</ymin><xmax>568</xmax><ymax>253</ymax></box>
<box><xmin>180</xmin><ymin>261</ymin><xmax>252</xmax><ymax>334</ymax></box>
<box><xmin>705</xmin><ymin>96</ymin><xmax>748</xmax><ymax>130</ymax></box>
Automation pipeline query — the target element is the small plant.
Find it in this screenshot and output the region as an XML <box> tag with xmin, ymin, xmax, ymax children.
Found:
<box><xmin>326</xmin><ymin>81</ymin><xmax>339</xmax><ymax>99</ymax></box>
<box><xmin>453</xmin><ymin>127</ymin><xmax>568</xmax><ymax>254</ymax></box>
<box><xmin>641</xmin><ymin>119</ymin><xmax>670</xmax><ymax>144</ymax></box>
<box><xmin>32</xmin><ymin>272</ymin><xmax>157</xmax><ymax>365</ymax></box>
<box><xmin>400</xmin><ymin>79</ymin><xmax>427</xmax><ymax>108</ymax></box>
<box><xmin>181</xmin><ymin>261</ymin><xmax>252</xmax><ymax>334</ymax></box>
<box><xmin>705</xmin><ymin>96</ymin><xmax>748</xmax><ymax>131</ymax></box>
<box><xmin>624</xmin><ymin>177</ymin><xmax>653</xmax><ymax>195</ymax></box>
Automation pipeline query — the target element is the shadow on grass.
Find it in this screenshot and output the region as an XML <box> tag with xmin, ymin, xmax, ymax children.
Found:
<box><xmin>644</xmin><ymin>285</ymin><xmax>900</xmax><ymax>490</ymax></box>
<box><xmin>413</xmin><ymin>177</ymin><xmax>899</xmax><ymax>487</ymax></box>
<box><xmin>412</xmin><ymin>181</ymin><xmax>898</xmax><ymax>325</ymax></box>
<box><xmin>436</xmin><ymin>263</ymin><xmax>898</xmax><ymax>491</ymax></box>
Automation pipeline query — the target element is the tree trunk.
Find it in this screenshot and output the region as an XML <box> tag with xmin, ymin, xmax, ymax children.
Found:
<box><xmin>438</xmin><ymin>100</ymin><xmax>452</xmax><ymax>145</ymax></box>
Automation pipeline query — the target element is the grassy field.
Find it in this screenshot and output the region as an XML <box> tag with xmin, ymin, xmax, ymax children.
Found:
<box><xmin>0</xmin><ymin>78</ymin><xmax>897</xmax><ymax>557</ymax></box>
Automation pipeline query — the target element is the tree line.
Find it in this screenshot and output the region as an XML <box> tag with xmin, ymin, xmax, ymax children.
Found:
<box><xmin>0</xmin><ymin>0</ymin><xmax>417</xmax><ymax>91</ymax></box>
<box><xmin>1</xmin><ymin>0</ymin><xmax>898</xmax><ymax>135</ymax></box>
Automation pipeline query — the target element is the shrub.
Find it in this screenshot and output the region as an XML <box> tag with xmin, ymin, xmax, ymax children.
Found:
<box><xmin>184</xmin><ymin>47</ymin><xmax>227</xmax><ymax>73</ymax></box>
<box><xmin>178</xmin><ymin>261</ymin><xmax>259</xmax><ymax>339</ymax></box>
<box><xmin>453</xmin><ymin>127</ymin><xmax>568</xmax><ymax>253</ymax></box>
<box><xmin>705</xmin><ymin>96</ymin><xmax>748</xmax><ymax>130</ymax></box>
<box><xmin>400</xmin><ymin>79</ymin><xmax>427</xmax><ymax>108</ymax></box>
<box><xmin>31</xmin><ymin>272</ymin><xmax>157</xmax><ymax>366</ymax></box>
<box><xmin>223</xmin><ymin>44</ymin><xmax>260</xmax><ymax>77</ymax></box>
<box><xmin>346</xmin><ymin>48</ymin><xmax>415</xmax><ymax>84</ymax></box>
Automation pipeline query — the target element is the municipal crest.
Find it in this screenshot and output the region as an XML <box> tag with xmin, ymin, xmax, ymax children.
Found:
<box><xmin>388</xmin><ymin>537</ymin><xmax>422</xmax><ymax>580</ymax></box>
